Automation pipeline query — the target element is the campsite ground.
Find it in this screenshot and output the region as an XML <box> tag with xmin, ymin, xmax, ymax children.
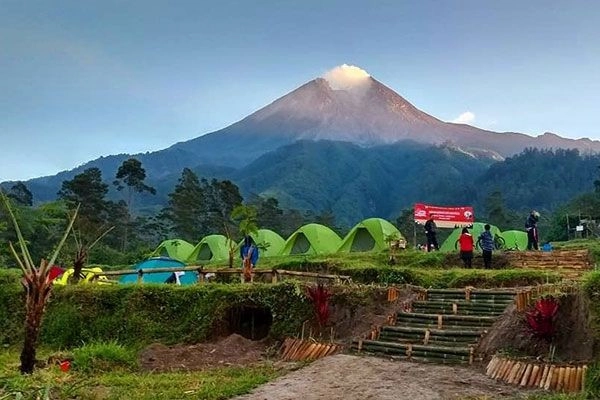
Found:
<box><xmin>234</xmin><ymin>354</ymin><xmax>538</xmax><ymax>400</ymax></box>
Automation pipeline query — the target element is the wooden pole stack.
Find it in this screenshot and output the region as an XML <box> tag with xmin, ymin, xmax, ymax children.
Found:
<box><xmin>485</xmin><ymin>355</ymin><xmax>587</xmax><ymax>392</ymax></box>
<box><xmin>280</xmin><ymin>337</ymin><xmax>342</xmax><ymax>361</ymax></box>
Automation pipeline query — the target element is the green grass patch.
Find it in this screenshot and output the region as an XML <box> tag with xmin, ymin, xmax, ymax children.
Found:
<box><xmin>0</xmin><ymin>348</ymin><xmax>279</xmax><ymax>400</ymax></box>
<box><xmin>72</xmin><ymin>341</ymin><xmax>138</xmax><ymax>374</ymax></box>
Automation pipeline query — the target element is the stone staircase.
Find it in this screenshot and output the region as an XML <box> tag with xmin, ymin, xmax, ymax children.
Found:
<box><xmin>352</xmin><ymin>288</ymin><xmax>516</xmax><ymax>364</ymax></box>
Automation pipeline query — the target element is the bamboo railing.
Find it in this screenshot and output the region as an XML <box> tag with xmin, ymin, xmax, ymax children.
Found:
<box><xmin>486</xmin><ymin>354</ymin><xmax>587</xmax><ymax>392</ymax></box>
<box><xmin>514</xmin><ymin>282</ymin><xmax>579</xmax><ymax>312</ymax></box>
<box><xmin>96</xmin><ymin>266</ymin><xmax>352</xmax><ymax>284</ymax></box>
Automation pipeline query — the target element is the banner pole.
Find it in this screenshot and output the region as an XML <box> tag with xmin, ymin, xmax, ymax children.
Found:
<box><xmin>413</xmin><ymin>221</ymin><xmax>417</xmax><ymax>249</ymax></box>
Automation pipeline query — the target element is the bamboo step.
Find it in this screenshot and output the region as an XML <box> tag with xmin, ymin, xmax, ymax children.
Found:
<box><xmin>382</xmin><ymin>325</ymin><xmax>484</xmax><ymax>337</ymax></box>
<box><xmin>378</xmin><ymin>334</ymin><xmax>478</xmax><ymax>348</ymax></box>
<box><xmin>412</xmin><ymin>301</ymin><xmax>508</xmax><ymax>316</ymax></box>
<box><xmin>352</xmin><ymin>339</ymin><xmax>477</xmax><ymax>364</ymax></box>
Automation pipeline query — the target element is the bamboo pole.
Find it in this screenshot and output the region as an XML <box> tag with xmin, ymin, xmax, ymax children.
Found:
<box><xmin>528</xmin><ymin>364</ymin><xmax>540</xmax><ymax>387</ymax></box>
<box><xmin>537</xmin><ymin>364</ymin><xmax>549</xmax><ymax>388</ymax></box>
<box><xmin>493</xmin><ymin>359</ymin><xmax>507</xmax><ymax>379</ymax></box>
<box><xmin>500</xmin><ymin>360</ymin><xmax>514</xmax><ymax>381</ymax></box>
<box><xmin>520</xmin><ymin>363</ymin><xmax>533</xmax><ymax>387</ymax></box>
<box><xmin>486</xmin><ymin>356</ymin><xmax>498</xmax><ymax>376</ymax></box>
<box><xmin>491</xmin><ymin>359</ymin><xmax>504</xmax><ymax>379</ymax></box>
<box><xmin>544</xmin><ymin>365</ymin><xmax>556</xmax><ymax>390</ymax></box>
<box><xmin>507</xmin><ymin>362</ymin><xmax>521</xmax><ymax>384</ymax></box>
<box><xmin>575</xmin><ymin>366</ymin><xmax>583</xmax><ymax>392</ymax></box>
<box><xmin>554</xmin><ymin>367</ymin><xmax>564</xmax><ymax>391</ymax></box>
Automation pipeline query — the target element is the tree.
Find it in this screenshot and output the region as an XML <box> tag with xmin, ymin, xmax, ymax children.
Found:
<box><xmin>160</xmin><ymin>168</ymin><xmax>206</xmax><ymax>242</ymax></box>
<box><xmin>205</xmin><ymin>179</ymin><xmax>243</xmax><ymax>234</ymax></box>
<box><xmin>1</xmin><ymin>190</ymin><xmax>77</xmax><ymax>374</ymax></box>
<box><xmin>7</xmin><ymin>182</ymin><xmax>33</xmax><ymax>206</ymax></box>
<box><xmin>484</xmin><ymin>191</ymin><xmax>514</xmax><ymax>230</ymax></box>
<box><xmin>113</xmin><ymin>158</ymin><xmax>156</xmax><ymax>250</ymax></box>
<box><xmin>58</xmin><ymin>167</ymin><xmax>110</xmax><ymax>227</ymax></box>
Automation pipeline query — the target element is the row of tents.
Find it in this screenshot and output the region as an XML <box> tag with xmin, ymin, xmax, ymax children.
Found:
<box><xmin>151</xmin><ymin>218</ymin><xmax>404</xmax><ymax>263</ymax></box>
<box><xmin>113</xmin><ymin>221</ymin><xmax>529</xmax><ymax>286</ymax></box>
<box><xmin>150</xmin><ymin>219</ymin><xmax>531</xmax><ymax>264</ymax></box>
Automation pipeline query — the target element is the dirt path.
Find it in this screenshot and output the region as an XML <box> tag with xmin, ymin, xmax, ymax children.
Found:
<box><xmin>234</xmin><ymin>354</ymin><xmax>538</xmax><ymax>400</ymax></box>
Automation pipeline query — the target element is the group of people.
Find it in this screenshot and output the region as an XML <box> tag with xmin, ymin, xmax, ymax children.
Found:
<box><xmin>424</xmin><ymin>209</ymin><xmax>541</xmax><ymax>269</ymax></box>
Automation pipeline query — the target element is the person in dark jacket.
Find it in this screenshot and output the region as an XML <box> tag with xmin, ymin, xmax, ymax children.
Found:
<box><xmin>525</xmin><ymin>210</ymin><xmax>540</xmax><ymax>250</ymax></box>
<box><xmin>240</xmin><ymin>235</ymin><xmax>259</xmax><ymax>268</ymax></box>
<box><xmin>424</xmin><ymin>214</ymin><xmax>439</xmax><ymax>252</ymax></box>
<box><xmin>477</xmin><ymin>224</ymin><xmax>494</xmax><ymax>269</ymax></box>
<box><xmin>456</xmin><ymin>227</ymin><xmax>474</xmax><ymax>268</ymax></box>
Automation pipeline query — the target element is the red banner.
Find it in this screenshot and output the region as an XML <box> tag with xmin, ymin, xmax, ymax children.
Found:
<box><xmin>414</xmin><ymin>203</ymin><xmax>475</xmax><ymax>228</ymax></box>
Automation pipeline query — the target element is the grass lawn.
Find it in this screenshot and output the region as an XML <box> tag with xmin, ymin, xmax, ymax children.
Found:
<box><xmin>0</xmin><ymin>349</ymin><xmax>279</xmax><ymax>400</ymax></box>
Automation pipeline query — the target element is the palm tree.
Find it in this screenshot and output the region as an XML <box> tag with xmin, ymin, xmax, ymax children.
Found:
<box><xmin>1</xmin><ymin>191</ymin><xmax>77</xmax><ymax>374</ymax></box>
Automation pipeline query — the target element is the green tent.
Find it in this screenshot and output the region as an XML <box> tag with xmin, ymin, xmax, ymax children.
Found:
<box><xmin>150</xmin><ymin>239</ymin><xmax>195</xmax><ymax>263</ymax></box>
<box><xmin>338</xmin><ymin>218</ymin><xmax>404</xmax><ymax>253</ymax></box>
<box><xmin>499</xmin><ymin>230</ymin><xmax>528</xmax><ymax>251</ymax></box>
<box><xmin>188</xmin><ymin>234</ymin><xmax>232</xmax><ymax>263</ymax></box>
<box><xmin>439</xmin><ymin>222</ymin><xmax>502</xmax><ymax>252</ymax></box>
<box><xmin>280</xmin><ymin>223</ymin><xmax>342</xmax><ymax>256</ymax></box>
<box><xmin>241</xmin><ymin>229</ymin><xmax>286</xmax><ymax>258</ymax></box>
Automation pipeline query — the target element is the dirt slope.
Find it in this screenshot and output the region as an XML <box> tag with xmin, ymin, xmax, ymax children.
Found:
<box><xmin>234</xmin><ymin>354</ymin><xmax>537</xmax><ymax>400</ymax></box>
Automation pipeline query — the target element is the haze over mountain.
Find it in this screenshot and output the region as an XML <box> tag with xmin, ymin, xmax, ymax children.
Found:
<box><xmin>5</xmin><ymin>65</ymin><xmax>600</xmax><ymax>219</ymax></box>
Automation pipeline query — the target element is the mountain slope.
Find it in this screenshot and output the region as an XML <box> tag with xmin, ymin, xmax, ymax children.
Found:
<box><xmin>234</xmin><ymin>140</ymin><xmax>493</xmax><ymax>225</ymax></box>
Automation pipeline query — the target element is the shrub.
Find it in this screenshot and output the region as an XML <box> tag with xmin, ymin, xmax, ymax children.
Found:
<box><xmin>72</xmin><ymin>341</ymin><xmax>138</xmax><ymax>373</ymax></box>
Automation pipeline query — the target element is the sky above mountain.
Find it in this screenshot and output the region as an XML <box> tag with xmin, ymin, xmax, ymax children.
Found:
<box><xmin>1</xmin><ymin>0</ymin><xmax>600</xmax><ymax>181</ymax></box>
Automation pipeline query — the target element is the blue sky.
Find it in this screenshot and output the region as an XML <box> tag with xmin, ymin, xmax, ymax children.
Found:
<box><xmin>1</xmin><ymin>0</ymin><xmax>599</xmax><ymax>181</ymax></box>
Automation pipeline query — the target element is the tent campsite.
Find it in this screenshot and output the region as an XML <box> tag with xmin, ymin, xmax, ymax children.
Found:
<box><xmin>188</xmin><ymin>234</ymin><xmax>232</xmax><ymax>263</ymax></box>
<box><xmin>280</xmin><ymin>223</ymin><xmax>342</xmax><ymax>256</ymax></box>
<box><xmin>242</xmin><ymin>229</ymin><xmax>286</xmax><ymax>258</ymax></box>
<box><xmin>150</xmin><ymin>239</ymin><xmax>195</xmax><ymax>263</ymax></box>
<box><xmin>119</xmin><ymin>257</ymin><xmax>197</xmax><ymax>285</ymax></box>
<box><xmin>439</xmin><ymin>222</ymin><xmax>502</xmax><ymax>252</ymax></box>
<box><xmin>499</xmin><ymin>230</ymin><xmax>528</xmax><ymax>250</ymax></box>
<box><xmin>338</xmin><ymin>218</ymin><xmax>405</xmax><ymax>253</ymax></box>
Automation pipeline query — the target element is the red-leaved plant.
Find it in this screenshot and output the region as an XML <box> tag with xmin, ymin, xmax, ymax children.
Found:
<box><xmin>525</xmin><ymin>296</ymin><xmax>559</xmax><ymax>342</ymax></box>
<box><xmin>306</xmin><ymin>284</ymin><xmax>332</xmax><ymax>327</ymax></box>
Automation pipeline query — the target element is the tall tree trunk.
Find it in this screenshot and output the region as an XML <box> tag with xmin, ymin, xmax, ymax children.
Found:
<box><xmin>20</xmin><ymin>282</ymin><xmax>48</xmax><ymax>374</ymax></box>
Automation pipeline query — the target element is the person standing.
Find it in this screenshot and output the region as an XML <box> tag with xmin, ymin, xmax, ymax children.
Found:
<box><xmin>424</xmin><ymin>214</ymin><xmax>439</xmax><ymax>252</ymax></box>
<box><xmin>456</xmin><ymin>227</ymin><xmax>474</xmax><ymax>268</ymax></box>
<box><xmin>477</xmin><ymin>224</ymin><xmax>494</xmax><ymax>269</ymax></box>
<box><xmin>525</xmin><ymin>210</ymin><xmax>540</xmax><ymax>250</ymax></box>
<box><xmin>240</xmin><ymin>236</ymin><xmax>259</xmax><ymax>282</ymax></box>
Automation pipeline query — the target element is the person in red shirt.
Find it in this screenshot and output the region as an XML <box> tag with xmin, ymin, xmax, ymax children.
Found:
<box><xmin>456</xmin><ymin>227</ymin><xmax>474</xmax><ymax>268</ymax></box>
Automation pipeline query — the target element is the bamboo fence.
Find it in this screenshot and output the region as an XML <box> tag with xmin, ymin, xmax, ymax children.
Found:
<box><xmin>96</xmin><ymin>267</ymin><xmax>352</xmax><ymax>284</ymax></box>
<box><xmin>280</xmin><ymin>337</ymin><xmax>342</xmax><ymax>361</ymax></box>
<box><xmin>504</xmin><ymin>249</ymin><xmax>592</xmax><ymax>279</ymax></box>
<box><xmin>486</xmin><ymin>354</ymin><xmax>587</xmax><ymax>392</ymax></box>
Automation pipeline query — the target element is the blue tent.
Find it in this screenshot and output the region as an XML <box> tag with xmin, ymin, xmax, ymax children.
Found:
<box><xmin>119</xmin><ymin>257</ymin><xmax>197</xmax><ymax>285</ymax></box>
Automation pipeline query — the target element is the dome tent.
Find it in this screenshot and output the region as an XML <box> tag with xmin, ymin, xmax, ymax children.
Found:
<box><xmin>439</xmin><ymin>222</ymin><xmax>502</xmax><ymax>253</ymax></box>
<box><xmin>150</xmin><ymin>239</ymin><xmax>195</xmax><ymax>263</ymax></box>
<box><xmin>120</xmin><ymin>257</ymin><xmax>196</xmax><ymax>285</ymax></box>
<box><xmin>499</xmin><ymin>230</ymin><xmax>528</xmax><ymax>251</ymax></box>
<box><xmin>280</xmin><ymin>223</ymin><xmax>342</xmax><ymax>256</ymax></box>
<box><xmin>188</xmin><ymin>234</ymin><xmax>233</xmax><ymax>263</ymax></box>
<box><xmin>239</xmin><ymin>229</ymin><xmax>286</xmax><ymax>258</ymax></box>
<box><xmin>338</xmin><ymin>218</ymin><xmax>405</xmax><ymax>253</ymax></box>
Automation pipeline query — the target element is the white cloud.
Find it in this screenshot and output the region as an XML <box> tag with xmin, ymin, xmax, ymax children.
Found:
<box><xmin>452</xmin><ymin>111</ymin><xmax>476</xmax><ymax>124</ymax></box>
<box><xmin>323</xmin><ymin>64</ymin><xmax>370</xmax><ymax>90</ymax></box>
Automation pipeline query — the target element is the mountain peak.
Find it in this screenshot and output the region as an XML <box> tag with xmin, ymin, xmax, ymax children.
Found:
<box><xmin>322</xmin><ymin>64</ymin><xmax>371</xmax><ymax>91</ymax></box>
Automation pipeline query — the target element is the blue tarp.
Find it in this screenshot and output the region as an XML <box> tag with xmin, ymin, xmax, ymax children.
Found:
<box><xmin>119</xmin><ymin>257</ymin><xmax>197</xmax><ymax>285</ymax></box>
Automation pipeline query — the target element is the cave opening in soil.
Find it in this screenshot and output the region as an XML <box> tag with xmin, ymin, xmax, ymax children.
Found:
<box><xmin>225</xmin><ymin>306</ymin><xmax>273</xmax><ymax>340</ymax></box>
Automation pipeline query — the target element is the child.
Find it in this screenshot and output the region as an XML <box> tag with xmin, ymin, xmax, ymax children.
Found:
<box><xmin>456</xmin><ymin>227</ymin><xmax>474</xmax><ymax>268</ymax></box>
<box><xmin>477</xmin><ymin>224</ymin><xmax>494</xmax><ymax>269</ymax></box>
